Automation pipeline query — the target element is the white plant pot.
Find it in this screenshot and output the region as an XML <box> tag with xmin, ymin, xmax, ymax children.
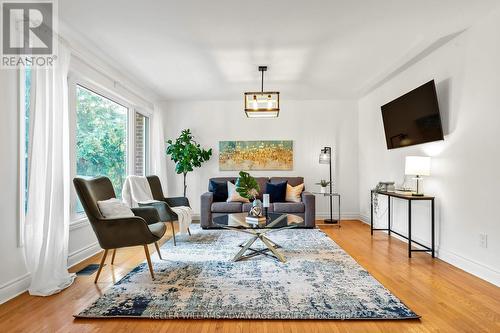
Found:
<box><xmin>320</xmin><ymin>186</ymin><xmax>327</xmax><ymax>194</ymax></box>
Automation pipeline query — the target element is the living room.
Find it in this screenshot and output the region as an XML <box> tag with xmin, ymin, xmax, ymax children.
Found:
<box><xmin>0</xmin><ymin>1</ymin><xmax>499</xmax><ymax>332</ymax></box>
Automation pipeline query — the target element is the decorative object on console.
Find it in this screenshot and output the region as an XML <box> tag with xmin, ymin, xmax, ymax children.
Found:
<box><xmin>405</xmin><ymin>156</ymin><xmax>431</xmax><ymax>196</ymax></box>
<box><xmin>244</xmin><ymin>65</ymin><xmax>280</xmax><ymax>118</ymax></box>
<box><xmin>319</xmin><ymin>146</ymin><xmax>338</xmax><ymax>224</ymax></box>
<box><xmin>219</xmin><ymin>140</ymin><xmax>293</xmax><ymax>170</ymax></box>
<box><xmin>166</xmin><ymin>129</ymin><xmax>212</xmax><ymax>197</ymax></box>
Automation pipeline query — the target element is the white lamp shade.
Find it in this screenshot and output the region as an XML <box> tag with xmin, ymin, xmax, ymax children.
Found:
<box><xmin>405</xmin><ymin>156</ymin><xmax>431</xmax><ymax>176</ymax></box>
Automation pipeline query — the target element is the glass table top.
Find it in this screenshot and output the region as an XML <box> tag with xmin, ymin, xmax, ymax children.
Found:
<box><xmin>213</xmin><ymin>212</ymin><xmax>304</xmax><ymax>229</ymax></box>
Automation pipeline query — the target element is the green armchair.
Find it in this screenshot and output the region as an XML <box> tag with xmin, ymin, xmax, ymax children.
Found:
<box><xmin>139</xmin><ymin>175</ymin><xmax>191</xmax><ymax>246</ymax></box>
<box><xmin>73</xmin><ymin>176</ymin><xmax>166</xmax><ymax>282</ymax></box>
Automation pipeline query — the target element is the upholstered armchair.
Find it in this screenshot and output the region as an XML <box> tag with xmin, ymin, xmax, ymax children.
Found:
<box><xmin>73</xmin><ymin>177</ymin><xmax>166</xmax><ymax>282</ymax></box>
<box><xmin>139</xmin><ymin>175</ymin><xmax>191</xmax><ymax>246</ymax></box>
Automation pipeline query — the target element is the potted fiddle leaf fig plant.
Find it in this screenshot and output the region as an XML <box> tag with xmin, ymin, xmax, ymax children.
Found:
<box><xmin>316</xmin><ymin>179</ymin><xmax>331</xmax><ymax>194</ymax></box>
<box><xmin>235</xmin><ymin>171</ymin><xmax>262</xmax><ymax>216</ymax></box>
<box><xmin>166</xmin><ymin>129</ymin><xmax>212</xmax><ymax>197</ymax></box>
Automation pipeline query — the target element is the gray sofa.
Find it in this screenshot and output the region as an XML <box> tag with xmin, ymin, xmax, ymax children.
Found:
<box><xmin>200</xmin><ymin>176</ymin><xmax>315</xmax><ymax>228</ymax></box>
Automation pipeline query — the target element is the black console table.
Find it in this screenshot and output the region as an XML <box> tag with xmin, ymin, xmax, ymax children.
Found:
<box><xmin>370</xmin><ymin>190</ymin><xmax>435</xmax><ymax>258</ymax></box>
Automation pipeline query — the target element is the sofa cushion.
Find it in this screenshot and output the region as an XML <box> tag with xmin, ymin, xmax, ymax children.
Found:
<box><xmin>226</xmin><ymin>181</ymin><xmax>250</xmax><ymax>203</ymax></box>
<box><xmin>211</xmin><ymin>202</ymin><xmax>243</xmax><ymax>213</ymax></box>
<box><xmin>265</xmin><ymin>181</ymin><xmax>287</xmax><ymax>203</ymax></box>
<box><xmin>270</xmin><ymin>177</ymin><xmax>304</xmax><ymax>188</ymax></box>
<box><xmin>273</xmin><ymin>202</ymin><xmax>305</xmax><ymax>213</ymax></box>
<box><xmin>255</xmin><ymin>177</ymin><xmax>269</xmax><ymax>199</ymax></box>
<box><xmin>209</xmin><ymin>179</ymin><xmax>232</xmax><ymax>202</ymax></box>
<box><xmin>286</xmin><ymin>183</ymin><xmax>304</xmax><ymax>203</ymax></box>
<box><xmin>242</xmin><ymin>202</ymin><xmax>274</xmax><ymax>212</ymax></box>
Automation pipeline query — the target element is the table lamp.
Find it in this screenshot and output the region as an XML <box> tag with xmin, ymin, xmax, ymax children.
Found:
<box><xmin>405</xmin><ymin>156</ymin><xmax>431</xmax><ymax>196</ymax></box>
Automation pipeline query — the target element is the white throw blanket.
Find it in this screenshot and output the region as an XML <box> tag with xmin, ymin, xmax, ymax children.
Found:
<box><xmin>122</xmin><ymin>175</ymin><xmax>153</xmax><ymax>208</ymax></box>
<box><xmin>122</xmin><ymin>175</ymin><xmax>192</xmax><ymax>234</ymax></box>
<box><xmin>170</xmin><ymin>206</ymin><xmax>193</xmax><ymax>235</ymax></box>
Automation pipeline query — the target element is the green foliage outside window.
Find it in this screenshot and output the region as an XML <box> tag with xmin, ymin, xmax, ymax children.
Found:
<box><xmin>76</xmin><ymin>86</ymin><xmax>127</xmax><ymax>201</ymax></box>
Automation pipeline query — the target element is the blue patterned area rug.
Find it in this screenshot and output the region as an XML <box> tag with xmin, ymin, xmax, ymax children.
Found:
<box><xmin>76</xmin><ymin>226</ymin><xmax>419</xmax><ymax>320</ymax></box>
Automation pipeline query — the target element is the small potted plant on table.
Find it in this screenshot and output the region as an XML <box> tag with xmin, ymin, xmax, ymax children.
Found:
<box><xmin>316</xmin><ymin>180</ymin><xmax>331</xmax><ymax>194</ymax></box>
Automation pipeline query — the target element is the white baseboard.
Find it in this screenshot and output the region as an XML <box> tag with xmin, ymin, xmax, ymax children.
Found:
<box><xmin>437</xmin><ymin>247</ymin><xmax>500</xmax><ymax>286</ymax></box>
<box><xmin>359</xmin><ymin>212</ymin><xmax>500</xmax><ymax>287</ymax></box>
<box><xmin>67</xmin><ymin>242</ymin><xmax>102</xmax><ymax>268</ymax></box>
<box><xmin>0</xmin><ymin>240</ymin><xmax>102</xmax><ymax>305</ymax></box>
<box><xmin>0</xmin><ymin>273</ymin><xmax>31</xmax><ymax>305</ymax></box>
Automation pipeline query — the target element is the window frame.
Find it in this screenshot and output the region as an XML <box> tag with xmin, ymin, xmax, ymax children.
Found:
<box><xmin>68</xmin><ymin>74</ymin><xmax>152</xmax><ymax>222</ymax></box>
<box><xmin>18</xmin><ymin>67</ymin><xmax>28</xmax><ymax>248</ymax></box>
<box><xmin>18</xmin><ymin>68</ymin><xmax>154</xmax><ymax>230</ymax></box>
<box><xmin>133</xmin><ymin>109</ymin><xmax>152</xmax><ymax>176</ymax></box>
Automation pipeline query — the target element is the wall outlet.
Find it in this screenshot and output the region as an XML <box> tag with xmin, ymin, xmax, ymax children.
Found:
<box><xmin>479</xmin><ymin>233</ymin><xmax>488</xmax><ymax>248</ymax></box>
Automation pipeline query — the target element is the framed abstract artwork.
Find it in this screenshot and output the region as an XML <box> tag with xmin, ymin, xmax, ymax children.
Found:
<box><xmin>219</xmin><ymin>140</ymin><xmax>293</xmax><ymax>171</ymax></box>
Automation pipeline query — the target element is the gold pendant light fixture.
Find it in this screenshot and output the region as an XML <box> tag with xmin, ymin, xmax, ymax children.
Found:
<box><xmin>244</xmin><ymin>66</ymin><xmax>280</xmax><ymax>118</ymax></box>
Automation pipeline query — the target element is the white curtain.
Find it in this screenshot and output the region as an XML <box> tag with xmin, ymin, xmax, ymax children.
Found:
<box><xmin>150</xmin><ymin>104</ymin><xmax>168</xmax><ymax>196</ymax></box>
<box><xmin>24</xmin><ymin>44</ymin><xmax>75</xmax><ymax>296</ymax></box>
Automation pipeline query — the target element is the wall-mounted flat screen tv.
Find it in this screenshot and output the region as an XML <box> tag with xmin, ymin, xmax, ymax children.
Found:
<box><xmin>381</xmin><ymin>80</ymin><xmax>444</xmax><ymax>149</ymax></box>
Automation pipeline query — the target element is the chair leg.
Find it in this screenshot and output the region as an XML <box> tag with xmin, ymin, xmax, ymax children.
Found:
<box><xmin>154</xmin><ymin>241</ymin><xmax>163</xmax><ymax>260</ymax></box>
<box><xmin>94</xmin><ymin>249</ymin><xmax>108</xmax><ymax>283</ymax></box>
<box><xmin>111</xmin><ymin>249</ymin><xmax>117</xmax><ymax>265</ymax></box>
<box><xmin>143</xmin><ymin>245</ymin><xmax>154</xmax><ymax>280</ymax></box>
<box><xmin>187</xmin><ymin>227</ymin><xmax>191</xmax><ymax>236</ymax></box>
<box><xmin>170</xmin><ymin>221</ymin><xmax>176</xmax><ymax>246</ymax></box>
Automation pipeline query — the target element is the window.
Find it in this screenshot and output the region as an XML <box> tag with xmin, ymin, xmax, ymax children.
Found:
<box><xmin>18</xmin><ymin>66</ymin><xmax>31</xmax><ymax>246</ymax></box>
<box><xmin>134</xmin><ymin>112</ymin><xmax>150</xmax><ymax>176</ymax></box>
<box><xmin>75</xmin><ymin>85</ymin><xmax>128</xmax><ymax>208</ymax></box>
<box><xmin>23</xmin><ymin>67</ymin><xmax>31</xmax><ymax>212</ymax></box>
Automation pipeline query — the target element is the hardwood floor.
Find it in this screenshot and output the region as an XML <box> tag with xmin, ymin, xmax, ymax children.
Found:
<box><xmin>0</xmin><ymin>220</ymin><xmax>498</xmax><ymax>332</ymax></box>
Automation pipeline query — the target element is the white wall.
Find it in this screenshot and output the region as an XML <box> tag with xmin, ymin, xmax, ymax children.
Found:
<box><xmin>0</xmin><ymin>69</ymin><xmax>31</xmax><ymax>302</ymax></box>
<box><xmin>358</xmin><ymin>8</ymin><xmax>500</xmax><ymax>286</ymax></box>
<box><xmin>162</xmin><ymin>100</ymin><xmax>359</xmax><ymax>219</ymax></box>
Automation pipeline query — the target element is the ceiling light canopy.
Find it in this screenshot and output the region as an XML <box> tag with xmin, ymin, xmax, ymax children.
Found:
<box><xmin>244</xmin><ymin>66</ymin><xmax>280</xmax><ymax>118</ymax></box>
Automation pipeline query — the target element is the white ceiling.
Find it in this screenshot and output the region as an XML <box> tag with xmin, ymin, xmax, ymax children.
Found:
<box><xmin>60</xmin><ymin>0</ymin><xmax>499</xmax><ymax>100</ymax></box>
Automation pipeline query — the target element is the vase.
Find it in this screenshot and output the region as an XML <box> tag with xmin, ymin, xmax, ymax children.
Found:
<box><xmin>320</xmin><ymin>186</ymin><xmax>327</xmax><ymax>194</ymax></box>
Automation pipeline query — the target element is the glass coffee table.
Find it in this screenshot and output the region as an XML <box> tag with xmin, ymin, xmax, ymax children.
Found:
<box><xmin>213</xmin><ymin>212</ymin><xmax>304</xmax><ymax>263</ymax></box>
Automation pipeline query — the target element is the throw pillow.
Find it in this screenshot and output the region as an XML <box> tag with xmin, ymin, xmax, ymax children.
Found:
<box><xmin>265</xmin><ymin>181</ymin><xmax>287</xmax><ymax>203</ymax></box>
<box><xmin>286</xmin><ymin>183</ymin><xmax>304</xmax><ymax>203</ymax></box>
<box><xmin>97</xmin><ymin>198</ymin><xmax>135</xmax><ymax>218</ymax></box>
<box><xmin>209</xmin><ymin>179</ymin><xmax>231</xmax><ymax>202</ymax></box>
<box><xmin>226</xmin><ymin>181</ymin><xmax>250</xmax><ymax>203</ymax></box>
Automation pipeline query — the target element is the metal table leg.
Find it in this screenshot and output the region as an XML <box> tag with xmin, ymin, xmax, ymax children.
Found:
<box><xmin>408</xmin><ymin>200</ymin><xmax>412</xmax><ymax>258</ymax></box>
<box><xmin>370</xmin><ymin>191</ymin><xmax>374</xmax><ymax>235</ymax></box>
<box><xmin>431</xmin><ymin>198</ymin><xmax>435</xmax><ymax>258</ymax></box>
<box><xmin>388</xmin><ymin>196</ymin><xmax>391</xmax><ymax>236</ymax></box>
